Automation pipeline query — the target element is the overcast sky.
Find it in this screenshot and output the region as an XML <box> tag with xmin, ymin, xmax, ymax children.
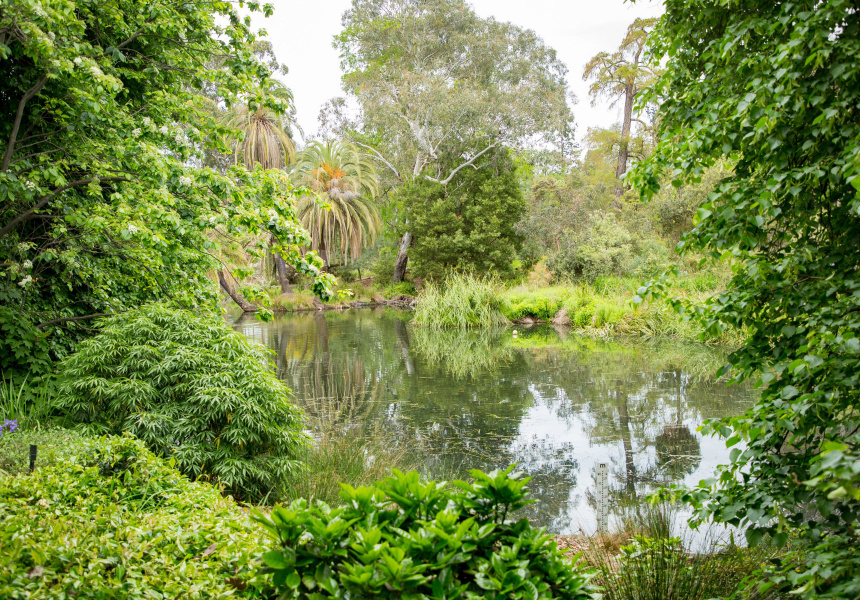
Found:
<box><xmin>254</xmin><ymin>0</ymin><xmax>663</xmax><ymax>145</ymax></box>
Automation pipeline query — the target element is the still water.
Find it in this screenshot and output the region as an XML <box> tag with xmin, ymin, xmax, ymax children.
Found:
<box><xmin>234</xmin><ymin>308</ymin><xmax>753</xmax><ymax>534</ymax></box>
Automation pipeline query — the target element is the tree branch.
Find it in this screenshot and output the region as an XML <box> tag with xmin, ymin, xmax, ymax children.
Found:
<box><xmin>2</xmin><ymin>73</ymin><xmax>49</xmax><ymax>171</ymax></box>
<box><xmin>36</xmin><ymin>313</ymin><xmax>114</xmax><ymax>328</ymax></box>
<box><xmin>353</xmin><ymin>142</ymin><xmax>402</xmax><ymax>181</ymax></box>
<box><xmin>0</xmin><ymin>176</ymin><xmax>131</xmax><ymax>239</ymax></box>
<box><xmin>423</xmin><ymin>142</ymin><xmax>500</xmax><ymax>186</ymax></box>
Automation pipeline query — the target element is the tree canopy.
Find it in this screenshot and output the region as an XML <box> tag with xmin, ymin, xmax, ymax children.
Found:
<box><xmin>0</xmin><ymin>0</ymin><xmax>334</xmax><ymax>378</ymax></box>
<box><xmin>332</xmin><ymin>0</ymin><xmax>575</xmax><ymax>184</ymax></box>
<box><xmin>632</xmin><ymin>1</ymin><xmax>860</xmax><ymax>597</ymax></box>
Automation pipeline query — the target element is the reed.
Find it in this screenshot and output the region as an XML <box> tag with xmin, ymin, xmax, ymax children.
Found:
<box><xmin>413</xmin><ymin>273</ymin><xmax>508</xmax><ymax>329</ymax></box>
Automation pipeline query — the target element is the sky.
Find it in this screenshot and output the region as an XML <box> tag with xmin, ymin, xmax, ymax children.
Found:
<box><xmin>254</xmin><ymin>0</ymin><xmax>664</xmax><ymax>145</ymax></box>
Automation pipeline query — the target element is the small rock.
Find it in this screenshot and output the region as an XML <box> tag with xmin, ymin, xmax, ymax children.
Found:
<box><xmin>551</xmin><ymin>308</ymin><xmax>570</xmax><ymax>326</ymax></box>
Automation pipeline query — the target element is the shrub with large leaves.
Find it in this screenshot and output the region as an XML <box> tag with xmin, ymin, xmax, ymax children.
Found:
<box><xmin>253</xmin><ymin>466</ymin><xmax>596</xmax><ymax>600</ymax></box>
<box><xmin>57</xmin><ymin>304</ymin><xmax>308</xmax><ymax>501</ymax></box>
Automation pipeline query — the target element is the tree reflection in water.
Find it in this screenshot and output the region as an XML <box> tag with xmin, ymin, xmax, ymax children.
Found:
<box><xmin>233</xmin><ymin>309</ymin><xmax>753</xmax><ymax>533</ymax></box>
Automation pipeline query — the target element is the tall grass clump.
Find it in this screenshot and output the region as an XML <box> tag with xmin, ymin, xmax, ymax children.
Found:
<box><xmin>0</xmin><ymin>374</ymin><xmax>54</xmax><ymax>431</ymax></box>
<box><xmin>413</xmin><ymin>273</ymin><xmax>507</xmax><ymax>329</ymax></box>
<box><xmin>588</xmin><ymin>504</ymin><xmax>780</xmax><ymax>600</ymax></box>
<box><xmin>284</xmin><ymin>396</ymin><xmax>416</xmax><ymax>505</ymax></box>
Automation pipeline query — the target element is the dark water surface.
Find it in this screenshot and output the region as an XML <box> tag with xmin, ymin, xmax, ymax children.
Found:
<box><xmin>234</xmin><ymin>308</ymin><xmax>753</xmax><ymax>534</ymax></box>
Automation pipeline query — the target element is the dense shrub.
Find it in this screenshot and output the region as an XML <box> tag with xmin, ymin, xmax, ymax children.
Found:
<box><xmin>399</xmin><ymin>148</ymin><xmax>527</xmax><ymax>279</ymax></box>
<box><xmin>0</xmin><ymin>435</ymin><xmax>268</xmax><ymax>599</ymax></box>
<box><xmin>57</xmin><ymin>304</ymin><xmax>308</xmax><ymax>501</ymax></box>
<box><xmin>254</xmin><ymin>466</ymin><xmax>597</xmax><ymax>600</ymax></box>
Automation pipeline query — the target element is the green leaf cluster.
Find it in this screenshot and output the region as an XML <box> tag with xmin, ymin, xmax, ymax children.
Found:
<box><xmin>630</xmin><ymin>1</ymin><xmax>860</xmax><ymax>597</ymax></box>
<box><xmin>0</xmin><ymin>0</ymin><xmax>333</xmax><ymax>379</ymax></box>
<box><xmin>0</xmin><ymin>434</ymin><xmax>269</xmax><ymax>599</ymax></box>
<box><xmin>399</xmin><ymin>148</ymin><xmax>527</xmax><ymax>279</ymax></box>
<box><xmin>56</xmin><ymin>304</ymin><xmax>308</xmax><ymax>501</ymax></box>
<box><xmin>254</xmin><ymin>465</ymin><xmax>596</xmax><ymax>600</ymax></box>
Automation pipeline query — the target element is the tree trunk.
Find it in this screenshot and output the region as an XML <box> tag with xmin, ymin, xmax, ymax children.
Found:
<box><xmin>274</xmin><ymin>253</ymin><xmax>293</xmax><ymax>294</ymax></box>
<box><xmin>392</xmin><ymin>231</ymin><xmax>412</xmax><ymax>283</ymax></box>
<box><xmin>614</xmin><ymin>82</ymin><xmax>635</xmax><ymax>206</ymax></box>
<box><xmin>318</xmin><ymin>238</ymin><xmax>329</xmax><ymax>268</ymax></box>
<box><xmin>218</xmin><ymin>269</ymin><xmax>257</xmax><ymax>313</ymax></box>
<box><xmin>617</xmin><ymin>392</ymin><xmax>637</xmax><ymax>499</ymax></box>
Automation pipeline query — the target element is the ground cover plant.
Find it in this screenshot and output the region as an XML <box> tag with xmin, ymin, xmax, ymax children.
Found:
<box><xmin>0</xmin><ymin>435</ymin><xmax>269</xmax><ymax>599</ymax></box>
<box><xmin>56</xmin><ymin>303</ymin><xmax>308</xmax><ymax>501</ymax></box>
<box><xmin>254</xmin><ymin>466</ymin><xmax>597</xmax><ymax>600</ymax></box>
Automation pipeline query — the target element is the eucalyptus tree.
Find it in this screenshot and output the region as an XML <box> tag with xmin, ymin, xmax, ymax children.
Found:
<box><xmin>0</xmin><ymin>0</ymin><xmax>333</xmax><ymax>379</ymax></box>
<box><xmin>332</xmin><ymin>0</ymin><xmax>575</xmax><ymax>281</ymax></box>
<box><xmin>291</xmin><ymin>140</ymin><xmax>381</xmax><ymax>267</ymax></box>
<box><xmin>632</xmin><ymin>1</ymin><xmax>860</xmax><ymax>597</ymax></box>
<box><xmin>583</xmin><ymin>18</ymin><xmax>658</xmax><ymax>203</ymax></box>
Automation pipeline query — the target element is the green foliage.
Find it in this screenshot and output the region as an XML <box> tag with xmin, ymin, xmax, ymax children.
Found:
<box><xmin>0</xmin><ymin>427</ymin><xmax>87</xmax><ymax>475</ymax></box>
<box><xmin>254</xmin><ymin>466</ymin><xmax>596</xmax><ymax>600</ymax></box>
<box><xmin>399</xmin><ymin>148</ymin><xmax>527</xmax><ymax>279</ymax></box>
<box><xmin>334</xmin><ymin>0</ymin><xmax>575</xmax><ymax>183</ymax></box>
<box><xmin>382</xmin><ymin>281</ymin><xmax>417</xmax><ymax>298</ymax></box>
<box><xmin>413</xmin><ymin>274</ymin><xmax>508</xmax><ymax>329</ymax></box>
<box><xmin>548</xmin><ymin>213</ymin><xmax>635</xmax><ymax>280</ymax></box>
<box><xmin>0</xmin><ymin>374</ymin><xmax>53</xmax><ymax>431</ymax></box>
<box><xmin>631</xmin><ymin>1</ymin><xmax>860</xmax><ymax>597</ymax></box>
<box><xmin>0</xmin><ymin>0</ymin><xmax>333</xmax><ymax>380</ymax></box>
<box><xmin>56</xmin><ymin>304</ymin><xmax>308</xmax><ymax>501</ymax></box>
<box><xmin>0</xmin><ymin>435</ymin><xmax>269</xmax><ymax>599</ymax></box>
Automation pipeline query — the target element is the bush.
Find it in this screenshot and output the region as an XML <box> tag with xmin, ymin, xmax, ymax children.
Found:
<box><xmin>413</xmin><ymin>274</ymin><xmax>508</xmax><ymax>329</ymax></box>
<box><xmin>56</xmin><ymin>304</ymin><xmax>308</xmax><ymax>501</ymax></box>
<box><xmin>549</xmin><ymin>213</ymin><xmax>635</xmax><ymax>280</ymax></box>
<box><xmin>254</xmin><ymin>466</ymin><xmax>596</xmax><ymax>600</ymax></box>
<box><xmin>382</xmin><ymin>281</ymin><xmax>417</xmax><ymax>298</ymax></box>
<box><xmin>0</xmin><ymin>435</ymin><xmax>270</xmax><ymax>599</ymax></box>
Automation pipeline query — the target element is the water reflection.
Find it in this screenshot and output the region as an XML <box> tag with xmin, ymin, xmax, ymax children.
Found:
<box><xmin>233</xmin><ymin>309</ymin><xmax>753</xmax><ymax>533</ymax></box>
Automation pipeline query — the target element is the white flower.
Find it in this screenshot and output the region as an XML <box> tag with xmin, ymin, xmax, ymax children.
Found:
<box><xmin>131</xmin><ymin>128</ymin><xmax>141</xmax><ymax>138</ymax></box>
<box><xmin>127</xmin><ymin>224</ymin><xmax>139</xmax><ymax>234</ymax></box>
<box><xmin>22</xmin><ymin>260</ymin><xmax>33</xmax><ymax>270</ymax></box>
<box><xmin>23</xmin><ymin>181</ymin><xmax>36</xmax><ymax>191</ymax></box>
<box><xmin>267</xmin><ymin>209</ymin><xmax>278</xmax><ymax>220</ymax></box>
<box><xmin>48</xmin><ymin>32</ymin><xmax>55</xmax><ymax>41</ymax></box>
<box><xmin>142</xmin><ymin>117</ymin><xmax>151</xmax><ymax>127</ymax></box>
<box><xmin>208</xmin><ymin>215</ymin><xmax>217</xmax><ymax>225</ymax></box>
<box><xmin>74</xmin><ymin>57</ymin><xmax>82</xmax><ymax>65</ymax></box>
<box><xmin>18</xmin><ymin>275</ymin><xmax>32</xmax><ymax>288</ymax></box>
<box><xmin>179</xmin><ymin>175</ymin><xmax>193</xmax><ymax>186</ymax></box>
<box><xmin>159</xmin><ymin>125</ymin><xmax>170</xmax><ymax>135</ymax></box>
<box><xmin>89</xmin><ymin>65</ymin><xmax>102</xmax><ymax>77</ymax></box>
<box><xmin>174</xmin><ymin>133</ymin><xmax>184</xmax><ymax>145</ymax></box>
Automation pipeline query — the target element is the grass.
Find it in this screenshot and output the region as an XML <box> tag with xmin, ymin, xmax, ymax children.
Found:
<box><xmin>0</xmin><ymin>374</ymin><xmax>55</xmax><ymax>431</ymax></box>
<box><xmin>581</xmin><ymin>504</ymin><xmax>783</xmax><ymax>600</ymax></box>
<box><xmin>284</xmin><ymin>395</ymin><xmax>417</xmax><ymax>506</ymax></box>
<box><xmin>413</xmin><ymin>274</ymin><xmax>508</xmax><ymax>329</ymax></box>
<box><xmin>412</xmin><ymin>272</ymin><xmax>745</xmax><ymax>345</ymax></box>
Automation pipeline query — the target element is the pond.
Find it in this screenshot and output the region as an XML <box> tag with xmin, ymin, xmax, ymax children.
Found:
<box><xmin>234</xmin><ymin>307</ymin><xmax>753</xmax><ymax>535</ymax></box>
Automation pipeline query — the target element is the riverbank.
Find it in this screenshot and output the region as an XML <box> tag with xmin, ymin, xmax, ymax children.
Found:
<box><xmin>412</xmin><ymin>273</ymin><xmax>744</xmax><ymax>345</ymax></box>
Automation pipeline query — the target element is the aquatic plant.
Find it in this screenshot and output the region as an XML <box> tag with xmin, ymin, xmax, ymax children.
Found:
<box><xmin>413</xmin><ymin>273</ymin><xmax>508</xmax><ymax>329</ymax></box>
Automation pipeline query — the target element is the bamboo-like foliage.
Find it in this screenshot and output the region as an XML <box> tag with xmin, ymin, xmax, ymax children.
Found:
<box><xmin>222</xmin><ymin>81</ymin><xmax>298</xmax><ymax>170</ymax></box>
<box><xmin>291</xmin><ymin>140</ymin><xmax>381</xmax><ymax>265</ymax></box>
<box><xmin>56</xmin><ymin>304</ymin><xmax>308</xmax><ymax>501</ymax></box>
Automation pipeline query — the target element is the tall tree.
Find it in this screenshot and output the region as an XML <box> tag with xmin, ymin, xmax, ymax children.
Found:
<box><xmin>291</xmin><ymin>140</ymin><xmax>381</xmax><ymax>267</ymax></box>
<box><xmin>0</xmin><ymin>0</ymin><xmax>333</xmax><ymax>378</ymax></box>
<box><xmin>332</xmin><ymin>0</ymin><xmax>575</xmax><ymax>281</ymax></box>
<box><xmin>583</xmin><ymin>18</ymin><xmax>657</xmax><ymax>204</ymax></box>
<box><xmin>632</xmin><ymin>1</ymin><xmax>860</xmax><ymax>597</ymax></box>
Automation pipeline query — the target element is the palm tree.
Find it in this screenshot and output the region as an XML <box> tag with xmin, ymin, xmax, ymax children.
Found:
<box><xmin>222</xmin><ymin>80</ymin><xmax>299</xmax><ymax>170</ymax></box>
<box><xmin>291</xmin><ymin>141</ymin><xmax>381</xmax><ymax>266</ymax></box>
